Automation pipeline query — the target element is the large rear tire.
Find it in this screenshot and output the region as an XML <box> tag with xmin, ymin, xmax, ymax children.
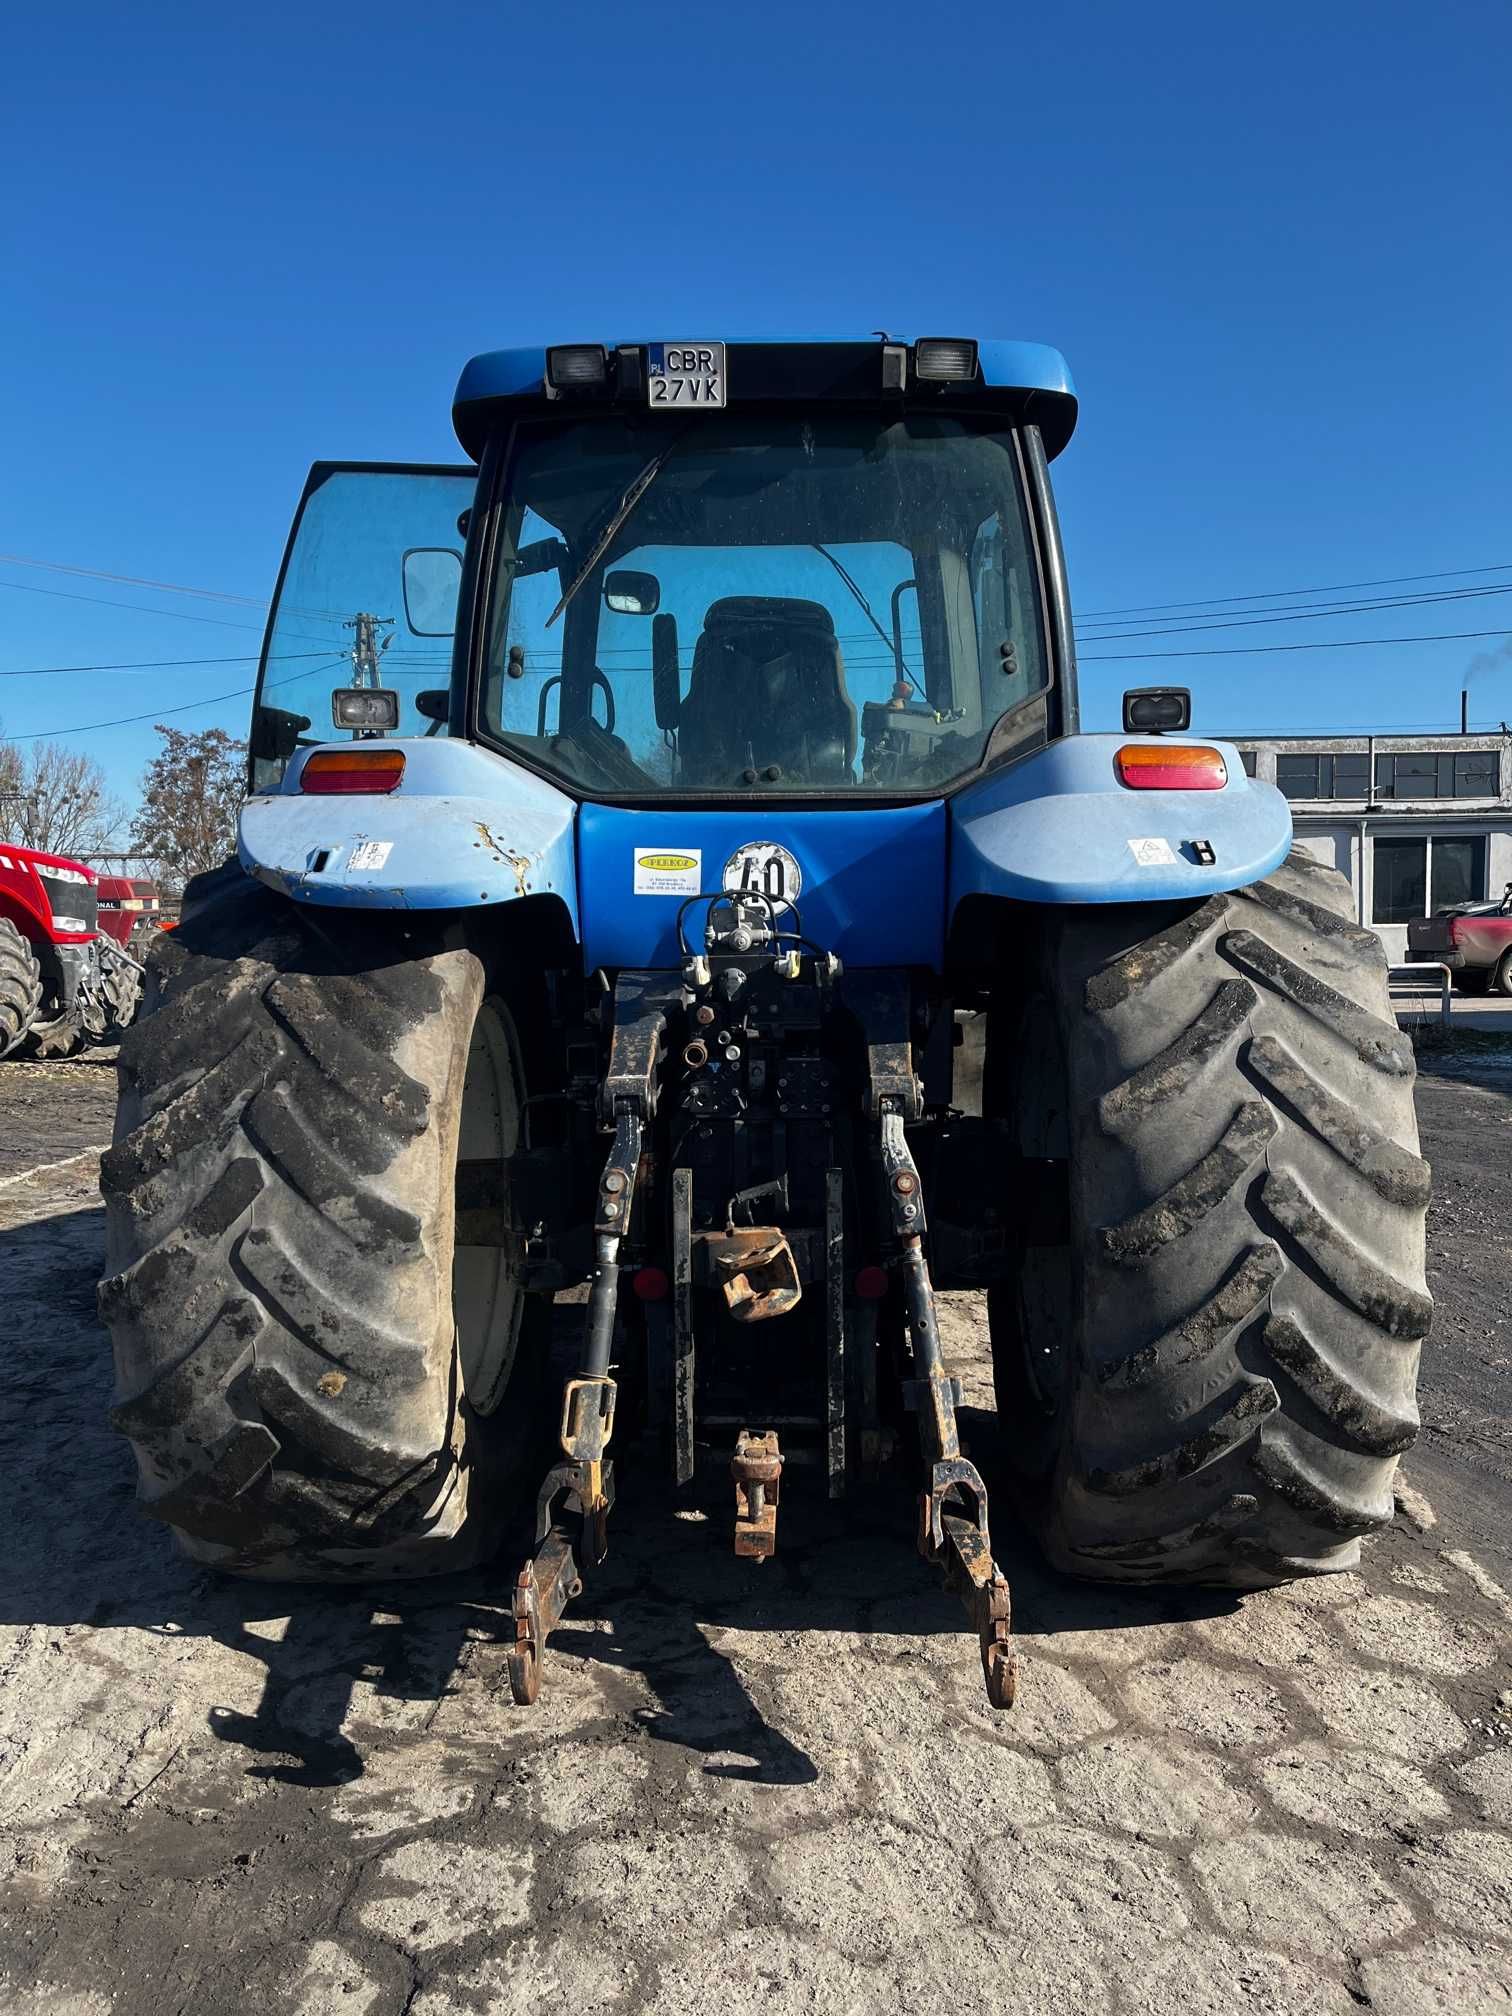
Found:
<box><xmin>989</xmin><ymin>850</ymin><xmax>1431</xmax><ymax>1586</ymax></box>
<box><xmin>99</xmin><ymin>865</ymin><xmax>548</xmax><ymax>1579</ymax></box>
<box><xmin>0</xmin><ymin>918</ymin><xmax>42</xmax><ymax>1059</ymax></box>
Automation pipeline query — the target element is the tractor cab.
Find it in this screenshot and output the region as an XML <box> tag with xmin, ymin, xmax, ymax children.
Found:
<box><xmin>249</xmin><ymin>337</ymin><xmax>1078</xmax><ymax>812</ymax></box>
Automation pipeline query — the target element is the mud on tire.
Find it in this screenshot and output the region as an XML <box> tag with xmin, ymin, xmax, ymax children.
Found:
<box><xmin>989</xmin><ymin>849</ymin><xmax>1431</xmax><ymax>1586</ymax></box>
<box><xmin>99</xmin><ymin>864</ymin><xmax>546</xmax><ymax>1578</ymax></box>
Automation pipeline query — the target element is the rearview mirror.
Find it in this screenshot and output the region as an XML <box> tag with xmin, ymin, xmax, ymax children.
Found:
<box><xmin>605</xmin><ymin>570</ymin><xmax>660</xmax><ymax>616</ymax></box>
<box><xmin>250</xmin><ymin>704</ymin><xmax>312</xmax><ymax>763</ymax></box>
<box><xmin>1122</xmin><ymin>686</ymin><xmax>1191</xmax><ymax>734</ymax></box>
<box><xmin>402</xmin><ymin>547</ymin><xmax>463</xmax><ymax>636</ymax></box>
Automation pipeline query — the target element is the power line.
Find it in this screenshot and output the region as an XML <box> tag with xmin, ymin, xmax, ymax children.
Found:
<box><xmin>1077</xmin><ymin>560</ymin><xmax>1512</xmax><ymax>621</ymax></box>
<box><xmin>0</xmin><ymin>578</ymin><xmax>272</xmax><ymax>631</ymax></box>
<box><xmin>0</xmin><ymin>574</ymin><xmax>353</xmax><ymax>656</ymax></box>
<box><xmin>2</xmin><ymin>664</ymin><xmax>343</xmax><ymax>743</ymax></box>
<box><xmin>0</xmin><ymin>578</ymin><xmax>352</xmax><ymax>655</ymax></box>
<box><xmin>0</xmin><ymin>552</ymin><xmax>349</xmax><ymax>625</ymax></box>
<box><xmin>1079</xmin><ymin>626</ymin><xmax>1512</xmax><ymax>662</ymax></box>
<box><xmin>0</xmin><ymin>651</ymin><xmax>338</xmax><ymax>678</ymax></box>
<box><xmin>1076</xmin><ymin>582</ymin><xmax>1512</xmax><ymax>642</ymax></box>
<box><xmin>3</xmin><ymin>687</ymin><xmax>256</xmax><ymax>739</ymax></box>
<box><xmin>0</xmin><ymin>551</ymin><xmax>276</xmax><ymax>609</ymax></box>
<box><xmin>1075</xmin><ymin>581</ymin><xmax>1512</xmax><ymax>633</ymax></box>
<box><xmin>15</xmin><ymin>546</ymin><xmax>1512</xmax><ymax>621</ymax></box>
<box><xmin>1216</xmin><ymin>719</ymin><xmax>1512</xmax><ymax>734</ymax></box>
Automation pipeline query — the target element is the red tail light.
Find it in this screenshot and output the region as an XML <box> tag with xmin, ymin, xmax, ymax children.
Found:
<box><xmin>301</xmin><ymin>749</ymin><xmax>406</xmax><ymax>795</ymax></box>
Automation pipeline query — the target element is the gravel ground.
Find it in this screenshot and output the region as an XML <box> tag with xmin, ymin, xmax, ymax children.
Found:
<box><xmin>0</xmin><ymin>1052</ymin><xmax>1510</xmax><ymax>2013</ymax></box>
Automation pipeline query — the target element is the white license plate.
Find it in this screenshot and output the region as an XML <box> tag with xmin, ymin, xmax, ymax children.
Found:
<box><xmin>647</xmin><ymin>342</ymin><xmax>726</xmax><ymax>408</ymax></box>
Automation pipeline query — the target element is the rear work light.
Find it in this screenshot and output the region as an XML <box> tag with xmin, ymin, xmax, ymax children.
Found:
<box><xmin>914</xmin><ymin>337</ymin><xmax>980</xmax><ymax>381</ymax></box>
<box><xmin>300</xmin><ymin>748</ymin><xmax>406</xmax><ymax>794</ymax></box>
<box><xmin>546</xmin><ymin>344</ymin><xmax>608</xmax><ymax>389</ymax></box>
<box><xmin>1117</xmin><ymin>743</ymin><xmax>1228</xmax><ymax>791</ymax></box>
<box><xmin>331</xmin><ymin>687</ymin><xmax>400</xmax><ymax>731</ymax></box>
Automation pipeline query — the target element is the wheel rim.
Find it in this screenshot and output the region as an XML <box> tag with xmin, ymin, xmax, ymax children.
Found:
<box><xmin>453</xmin><ymin>997</ymin><xmax>525</xmax><ymax>1416</ymax></box>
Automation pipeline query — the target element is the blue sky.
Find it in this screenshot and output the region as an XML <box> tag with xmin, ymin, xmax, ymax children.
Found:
<box><xmin>4</xmin><ymin>1</ymin><xmax>1511</xmax><ymax>814</ymax></box>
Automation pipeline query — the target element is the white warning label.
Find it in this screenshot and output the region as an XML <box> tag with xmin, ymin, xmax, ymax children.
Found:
<box><xmin>1128</xmin><ymin>836</ymin><xmax>1178</xmax><ymax>867</ymax></box>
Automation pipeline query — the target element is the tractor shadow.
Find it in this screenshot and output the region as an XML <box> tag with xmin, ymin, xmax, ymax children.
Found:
<box><xmin>0</xmin><ymin>1206</ymin><xmax>1241</xmax><ymax>1794</ymax></box>
<box><xmin>529</xmin><ymin>1396</ymin><xmax>1244</xmax><ymax>1788</ymax></box>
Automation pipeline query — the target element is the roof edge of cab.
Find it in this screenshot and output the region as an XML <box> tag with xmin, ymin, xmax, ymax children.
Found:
<box><xmin>451</xmin><ymin>338</ymin><xmax>1077</xmax><ymax>461</ymax></box>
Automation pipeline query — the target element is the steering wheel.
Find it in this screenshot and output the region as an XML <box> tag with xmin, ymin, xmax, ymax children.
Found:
<box><xmin>537</xmin><ymin>669</ymin><xmax>616</xmax><ymax>737</ymax></box>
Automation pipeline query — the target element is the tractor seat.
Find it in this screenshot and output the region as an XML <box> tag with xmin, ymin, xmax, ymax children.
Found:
<box><xmin>678</xmin><ymin>596</ymin><xmax>858</xmax><ymax>784</ymax></box>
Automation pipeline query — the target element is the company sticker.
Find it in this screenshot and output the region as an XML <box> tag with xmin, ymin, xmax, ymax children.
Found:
<box><xmin>1128</xmin><ymin>836</ymin><xmax>1178</xmax><ymax>868</ymax></box>
<box><xmin>349</xmin><ymin>840</ymin><xmax>394</xmax><ymax>871</ymax></box>
<box><xmin>634</xmin><ymin>848</ymin><xmax>702</xmax><ymax>896</ymax></box>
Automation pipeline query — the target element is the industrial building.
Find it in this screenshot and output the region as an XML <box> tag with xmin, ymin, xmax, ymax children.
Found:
<box><xmin>1226</xmin><ymin>731</ymin><xmax>1512</xmax><ymax>963</ymax></box>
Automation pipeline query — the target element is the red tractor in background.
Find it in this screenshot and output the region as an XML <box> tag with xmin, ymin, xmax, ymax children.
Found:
<box><xmin>0</xmin><ymin>843</ymin><xmax>146</xmax><ymax>1058</ymax></box>
<box><xmin>95</xmin><ymin>871</ymin><xmax>165</xmax><ymax>958</ymax></box>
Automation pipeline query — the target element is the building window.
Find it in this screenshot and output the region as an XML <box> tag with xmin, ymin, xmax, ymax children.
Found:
<box><xmin>1374</xmin><ymin>750</ymin><xmax>1501</xmax><ymax>799</ymax></box>
<box><xmin>1275</xmin><ymin>752</ymin><xmax>1370</xmax><ymax>800</ymax></box>
<box><xmin>1373</xmin><ymin>834</ymin><xmax>1488</xmax><ymax>923</ymax></box>
<box><xmin>1452</xmin><ymin>750</ymin><xmax>1500</xmax><ymax>797</ymax></box>
<box><xmin>1373</xmin><ymin>839</ymin><xmax>1426</xmax><ymax>923</ymax></box>
<box><xmin>1430</xmin><ymin>835</ymin><xmax>1487</xmax><ymax>911</ymax></box>
<box><xmin>1239</xmin><ymin>749</ymin><xmax>1257</xmax><ymax>777</ymax></box>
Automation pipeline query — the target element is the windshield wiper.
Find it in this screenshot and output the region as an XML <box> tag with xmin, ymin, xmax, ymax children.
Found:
<box><xmin>546</xmin><ymin>430</ymin><xmax>688</xmax><ymax>629</ymax></box>
<box><xmin>811</xmin><ymin>543</ymin><xmax>922</xmax><ymax>696</ymax></box>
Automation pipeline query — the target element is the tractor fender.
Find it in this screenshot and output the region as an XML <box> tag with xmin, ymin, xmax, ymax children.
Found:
<box><xmin>949</xmin><ymin>734</ymin><xmax>1291</xmax><ymax>910</ymax></box>
<box><xmin>238</xmin><ymin>737</ymin><xmax>579</xmax><ymax>921</ymax></box>
<box><xmin>0</xmin><ymin>879</ymin><xmax>50</xmax><ymax>947</ymax></box>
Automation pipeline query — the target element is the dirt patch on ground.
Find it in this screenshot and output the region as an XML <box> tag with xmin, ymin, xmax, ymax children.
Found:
<box><xmin>0</xmin><ymin>1053</ymin><xmax>118</xmax><ymax>1181</ymax></box>
<box><xmin>0</xmin><ymin>1063</ymin><xmax>1509</xmax><ymax>2013</ymax></box>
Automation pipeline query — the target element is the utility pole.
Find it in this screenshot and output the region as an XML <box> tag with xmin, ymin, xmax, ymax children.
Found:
<box><xmin>343</xmin><ymin>612</ymin><xmax>393</xmax><ymax>689</ymax></box>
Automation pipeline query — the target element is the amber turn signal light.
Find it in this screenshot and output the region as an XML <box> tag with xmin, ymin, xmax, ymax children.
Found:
<box><xmin>300</xmin><ymin>749</ymin><xmax>406</xmax><ymax>795</ymax></box>
<box><xmin>1116</xmin><ymin>743</ymin><xmax>1227</xmax><ymax>791</ymax></box>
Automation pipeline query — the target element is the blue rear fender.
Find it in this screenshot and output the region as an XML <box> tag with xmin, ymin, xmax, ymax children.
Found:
<box><xmin>238</xmin><ymin>738</ymin><xmax>579</xmax><ymax>920</ymax></box>
<box><xmin>949</xmin><ymin>735</ymin><xmax>1292</xmax><ymax>912</ymax></box>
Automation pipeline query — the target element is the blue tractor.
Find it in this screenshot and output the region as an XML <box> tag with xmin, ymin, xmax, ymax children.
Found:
<box><xmin>101</xmin><ymin>338</ymin><xmax>1430</xmax><ymax>1707</ymax></box>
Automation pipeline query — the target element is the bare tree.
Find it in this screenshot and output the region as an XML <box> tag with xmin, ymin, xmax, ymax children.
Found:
<box><xmin>0</xmin><ymin>733</ymin><xmax>126</xmax><ymax>859</ymax></box>
<box><xmin>128</xmin><ymin>725</ymin><xmax>247</xmax><ymax>893</ymax></box>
